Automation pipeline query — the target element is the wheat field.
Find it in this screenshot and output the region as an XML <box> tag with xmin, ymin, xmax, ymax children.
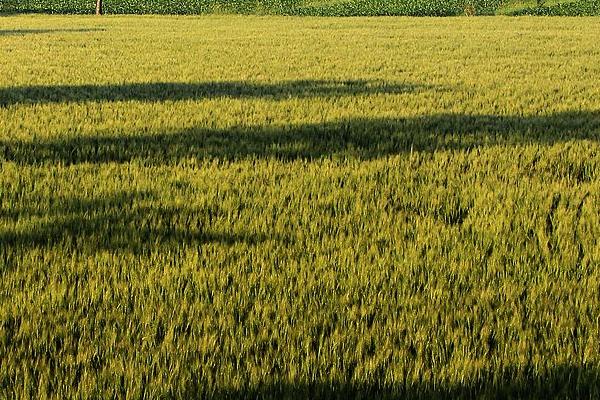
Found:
<box><xmin>1</xmin><ymin>15</ymin><xmax>599</xmax><ymax>399</ymax></box>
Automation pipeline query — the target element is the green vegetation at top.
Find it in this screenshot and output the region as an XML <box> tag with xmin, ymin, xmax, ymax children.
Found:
<box><xmin>1</xmin><ymin>0</ymin><xmax>599</xmax><ymax>15</ymax></box>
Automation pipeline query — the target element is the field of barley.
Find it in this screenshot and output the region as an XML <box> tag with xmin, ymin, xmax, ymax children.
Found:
<box><xmin>1</xmin><ymin>14</ymin><xmax>599</xmax><ymax>399</ymax></box>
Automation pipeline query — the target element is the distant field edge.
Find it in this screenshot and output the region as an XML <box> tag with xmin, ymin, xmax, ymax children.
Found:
<box><xmin>1</xmin><ymin>0</ymin><xmax>599</xmax><ymax>16</ymax></box>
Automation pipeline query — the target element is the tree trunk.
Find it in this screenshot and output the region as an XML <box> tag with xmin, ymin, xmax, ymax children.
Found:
<box><xmin>96</xmin><ymin>0</ymin><xmax>103</xmax><ymax>15</ymax></box>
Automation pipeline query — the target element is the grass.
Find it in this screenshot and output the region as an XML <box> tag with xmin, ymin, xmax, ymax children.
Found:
<box><xmin>1</xmin><ymin>14</ymin><xmax>600</xmax><ymax>399</ymax></box>
<box><xmin>495</xmin><ymin>0</ymin><xmax>565</xmax><ymax>13</ymax></box>
<box><xmin>497</xmin><ymin>0</ymin><xmax>600</xmax><ymax>15</ymax></box>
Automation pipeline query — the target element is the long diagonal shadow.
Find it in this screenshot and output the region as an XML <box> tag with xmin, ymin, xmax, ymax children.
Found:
<box><xmin>197</xmin><ymin>364</ymin><xmax>599</xmax><ymax>399</ymax></box>
<box><xmin>1</xmin><ymin>111</ymin><xmax>598</xmax><ymax>165</ymax></box>
<box><xmin>0</xmin><ymin>80</ymin><xmax>428</xmax><ymax>106</ymax></box>
<box><xmin>0</xmin><ymin>191</ymin><xmax>270</xmax><ymax>253</ymax></box>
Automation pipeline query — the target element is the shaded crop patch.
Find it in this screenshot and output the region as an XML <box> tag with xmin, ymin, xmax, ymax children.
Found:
<box><xmin>1</xmin><ymin>111</ymin><xmax>598</xmax><ymax>164</ymax></box>
<box><xmin>0</xmin><ymin>80</ymin><xmax>428</xmax><ymax>107</ymax></box>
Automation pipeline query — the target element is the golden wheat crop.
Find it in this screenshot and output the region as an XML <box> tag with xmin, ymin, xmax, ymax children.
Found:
<box><xmin>0</xmin><ymin>15</ymin><xmax>599</xmax><ymax>399</ymax></box>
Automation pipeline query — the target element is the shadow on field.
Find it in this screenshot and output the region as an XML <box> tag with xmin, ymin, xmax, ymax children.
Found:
<box><xmin>184</xmin><ymin>364</ymin><xmax>599</xmax><ymax>399</ymax></box>
<box><xmin>0</xmin><ymin>191</ymin><xmax>268</xmax><ymax>253</ymax></box>
<box><xmin>0</xmin><ymin>28</ymin><xmax>105</xmax><ymax>36</ymax></box>
<box><xmin>1</xmin><ymin>111</ymin><xmax>598</xmax><ymax>164</ymax></box>
<box><xmin>0</xmin><ymin>80</ymin><xmax>425</xmax><ymax>105</ymax></box>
